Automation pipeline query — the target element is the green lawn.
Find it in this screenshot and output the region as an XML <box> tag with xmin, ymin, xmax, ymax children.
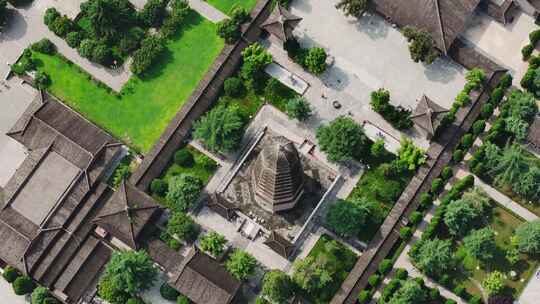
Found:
<box><xmin>304</xmin><ymin>234</ymin><xmax>358</xmax><ymax>304</ymax></box>
<box><xmin>204</xmin><ymin>0</ymin><xmax>258</xmax><ymax>15</ymax></box>
<box><xmin>33</xmin><ymin>11</ymin><xmax>224</xmax><ymax>153</ymax></box>
<box><xmin>458</xmin><ymin>206</ymin><xmax>538</xmax><ymax>298</ymax></box>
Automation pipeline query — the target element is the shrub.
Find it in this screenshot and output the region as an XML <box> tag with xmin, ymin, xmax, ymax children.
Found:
<box><xmin>177</xmin><ymin>295</ymin><xmax>189</xmax><ymax>304</ymax></box>
<box><xmin>431</xmin><ymin>178</ymin><xmax>444</xmax><ymax>194</ymax></box>
<box><xmin>472</xmin><ymin>120</ymin><xmax>486</xmax><ymax>136</ymax></box>
<box><xmin>453</xmin><ymin>285</ymin><xmax>466</xmax><ymax>297</ymax></box>
<box><xmin>395</xmin><ymin>268</ymin><xmax>408</xmax><ymax>280</ymax></box>
<box><xmin>303</xmin><ymin>47</ymin><xmax>327</xmax><ymax>74</ymax></box>
<box><xmin>13</xmin><ymin>276</ymin><xmax>34</xmax><ymax>295</ymax></box>
<box><xmin>368</xmin><ymin>274</ymin><xmax>380</xmax><ymax>287</ymax></box>
<box><xmin>150</xmin><ymin>179</ymin><xmax>167</xmax><ymax>196</ymax></box>
<box><xmin>31</xmin><ymin>38</ymin><xmax>56</xmax><ymax>54</ymax></box>
<box><xmin>166</xmin><ymin>212</ymin><xmax>199</xmax><ymax>242</ymax></box>
<box><xmin>499</xmin><ymin>73</ymin><xmax>512</xmax><ymax>89</ymax></box>
<box><xmin>3</xmin><ymin>266</ymin><xmax>19</xmax><ymax>283</ymax></box>
<box><xmin>410</xmin><ymin>211</ymin><xmax>423</xmax><ymax>225</ymax></box>
<box><xmin>491</xmin><ymin>87</ymin><xmax>505</xmax><ymax>105</ymax></box>
<box><xmin>131</xmin><ymin>36</ymin><xmax>165</xmax><ymax>75</ymax></box>
<box><xmin>466</xmin><ymin>68</ymin><xmax>486</xmax><ymax>90</ymax></box>
<box><xmin>441</xmin><ymin>166</ymin><xmax>453</xmax><ymax>181</ymax></box>
<box><xmin>455</xmin><ymin>91</ymin><xmax>471</xmax><ymax>106</ymax></box>
<box><xmin>223</xmin><ymin>77</ymin><xmax>245</xmax><ymax>97</ymax></box>
<box><xmin>217</xmin><ymin>18</ymin><xmax>240</xmax><ymax>43</ymax></box>
<box><xmin>225</xmin><ymin>249</ymin><xmax>257</xmax><ymax>281</ymax></box>
<box><xmin>452</xmin><ymin>149</ymin><xmax>464</xmax><ymax>162</ymax></box>
<box><xmin>92</xmin><ymin>43</ymin><xmax>112</xmax><ymax>65</ymax></box>
<box><xmin>286</xmin><ymin>96</ymin><xmax>312</xmax><ymax>121</ymax></box>
<box><xmin>378</xmin><ymin>259</ymin><xmax>392</xmax><ymax>275</ymax></box>
<box><xmin>160</xmin><ymin>283</ymin><xmax>180</xmax><ymax>301</ymax></box>
<box><xmin>50</xmin><ymin>15</ymin><xmax>73</xmax><ymax>37</ymax></box>
<box><xmin>174</xmin><ymin>149</ymin><xmax>194</xmax><ymax>167</ymax></box>
<box><xmin>514</xmin><ymin>220</ymin><xmax>540</xmax><ymax>255</ymax></box>
<box><xmin>469</xmin><ymin>295</ymin><xmax>483</xmax><ymax>304</ymax></box>
<box><xmin>370</xmin><ymin>88</ymin><xmax>390</xmax><ymax>113</ymax></box>
<box><xmin>381</xmin><ymin>279</ymin><xmax>401</xmax><ymax>301</ymax></box>
<box><xmin>195</xmin><ymin>153</ymin><xmax>217</xmax><ymax>170</ymax></box>
<box><xmin>34</xmin><ymin>71</ymin><xmax>51</xmax><ymax>90</ymax></box>
<box><xmin>419</xmin><ymin>192</ymin><xmax>433</xmax><ymax>208</ymax></box>
<box><xmin>400</xmin><ymin>227</ymin><xmax>413</xmax><ymax>240</ymax></box>
<box><xmin>139</xmin><ymin>0</ymin><xmax>168</xmax><ymax>28</ymax></box>
<box><xmin>522</xmin><ymin>44</ymin><xmax>534</xmax><ymax>61</ymax></box>
<box><xmin>460</xmin><ymin>133</ymin><xmax>474</xmax><ymax>150</ymax></box>
<box><xmin>200</xmin><ymin>231</ymin><xmax>227</xmax><ymax>257</ymax></box>
<box><xmin>483</xmin><ymin>271</ymin><xmax>505</xmax><ymax>295</ymax></box>
<box><xmin>358</xmin><ymin>290</ymin><xmax>372</xmax><ymax>304</ymax></box>
<box><xmin>78</xmin><ymin>39</ymin><xmax>98</xmax><ymax>59</ymax></box>
<box><xmin>530</xmin><ymin>29</ymin><xmax>540</xmax><ymax>45</ymax></box>
<box><xmin>65</xmin><ymin>31</ymin><xmax>83</xmax><ymax>48</ymax></box>
<box><xmin>481</xmin><ymin>103</ymin><xmax>494</xmax><ymax>119</ymax></box>
<box><xmin>316</xmin><ymin>116</ymin><xmax>369</xmax><ymax>163</ymax></box>
<box><xmin>31</xmin><ymin>287</ymin><xmax>54</xmax><ymax>304</ymax></box>
<box><xmin>370</xmin><ymin>139</ymin><xmax>386</xmax><ymax>158</ymax></box>
<box><xmin>43</xmin><ymin>7</ymin><xmax>60</xmax><ymax>26</ymax></box>
<box><xmin>230</xmin><ymin>6</ymin><xmax>249</xmax><ymax>24</ymax></box>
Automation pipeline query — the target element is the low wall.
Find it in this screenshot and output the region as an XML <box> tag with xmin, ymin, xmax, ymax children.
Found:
<box><xmin>129</xmin><ymin>0</ymin><xmax>274</xmax><ymax>190</ymax></box>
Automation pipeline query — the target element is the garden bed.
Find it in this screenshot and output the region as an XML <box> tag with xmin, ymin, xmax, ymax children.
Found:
<box><xmin>34</xmin><ymin>11</ymin><xmax>224</xmax><ymax>153</ymax></box>
<box><xmin>205</xmin><ymin>0</ymin><xmax>259</xmax><ymax>15</ymax></box>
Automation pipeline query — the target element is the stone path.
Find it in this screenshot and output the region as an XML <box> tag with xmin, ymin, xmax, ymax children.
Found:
<box><xmin>187</xmin><ymin>0</ymin><xmax>227</xmax><ymax>23</ymax></box>
<box><xmin>0</xmin><ymin>0</ymin><xmax>132</xmax><ymax>92</ymax></box>
<box><xmin>0</xmin><ymin>274</ymin><xmax>29</xmax><ymax>304</ymax></box>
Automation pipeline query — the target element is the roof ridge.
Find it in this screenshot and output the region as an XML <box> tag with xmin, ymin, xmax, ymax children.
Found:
<box><xmin>433</xmin><ymin>0</ymin><xmax>447</xmax><ymax>53</ymax></box>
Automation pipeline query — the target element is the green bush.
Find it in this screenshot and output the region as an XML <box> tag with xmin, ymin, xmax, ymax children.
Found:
<box><xmin>177</xmin><ymin>295</ymin><xmax>189</xmax><ymax>304</ymax></box>
<box><xmin>13</xmin><ymin>276</ymin><xmax>34</xmax><ymax>295</ymax></box>
<box><xmin>92</xmin><ymin>43</ymin><xmax>113</xmax><ymax>65</ymax></box>
<box><xmin>34</xmin><ymin>71</ymin><xmax>51</xmax><ymax>90</ymax></box>
<box><xmin>499</xmin><ymin>73</ymin><xmax>512</xmax><ymax>89</ymax></box>
<box><xmin>472</xmin><ymin>120</ymin><xmax>486</xmax><ymax>136</ymax></box>
<box><xmin>381</xmin><ymin>279</ymin><xmax>401</xmax><ymax>301</ymax></box>
<box><xmin>481</xmin><ymin>103</ymin><xmax>494</xmax><ymax>119</ymax></box>
<box><xmin>357</xmin><ymin>290</ymin><xmax>372</xmax><ymax>304</ymax></box>
<box><xmin>368</xmin><ymin>274</ymin><xmax>380</xmax><ymax>287</ymax></box>
<box><xmin>174</xmin><ymin>149</ymin><xmax>194</xmax><ymax>167</ymax></box>
<box><xmin>78</xmin><ymin>39</ymin><xmax>98</xmax><ymax>59</ymax></box>
<box><xmin>400</xmin><ymin>227</ymin><xmax>413</xmax><ymax>239</ymax></box>
<box><xmin>460</xmin><ymin>133</ymin><xmax>474</xmax><ymax>150</ymax></box>
<box><xmin>43</xmin><ymin>7</ymin><xmax>60</xmax><ymax>26</ymax></box>
<box><xmin>138</xmin><ymin>0</ymin><xmax>168</xmax><ymax>28</ymax></box>
<box><xmin>455</xmin><ymin>91</ymin><xmax>471</xmax><ymax>106</ymax></box>
<box><xmin>522</xmin><ymin>44</ymin><xmax>534</xmax><ymax>61</ymax></box>
<box><xmin>65</xmin><ymin>31</ymin><xmax>83</xmax><ymax>48</ymax></box>
<box><xmin>150</xmin><ymin>179</ymin><xmax>168</xmax><ymax>196</ymax></box>
<box><xmin>395</xmin><ymin>268</ymin><xmax>408</xmax><ymax>280</ymax></box>
<box><xmin>216</xmin><ymin>18</ymin><xmax>240</xmax><ymax>43</ymax></box>
<box><xmin>530</xmin><ymin>29</ymin><xmax>540</xmax><ymax>45</ymax></box>
<box><xmin>3</xmin><ymin>266</ymin><xmax>19</xmax><ymax>283</ymax></box>
<box><xmin>441</xmin><ymin>166</ymin><xmax>453</xmax><ymax>181</ymax></box>
<box><xmin>453</xmin><ymin>149</ymin><xmax>464</xmax><ymax>162</ymax></box>
<box><xmin>230</xmin><ymin>6</ymin><xmax>249</xmax><ymax>24</ymax></box>
<box><xmin>303</xmin><ymin>47</ymin><xmax>327</xmax><ymax>74</ymax></box>
<box><xmin>160</xmin><ymin>283</ymin><xmax>179</xmax><ymax>301</ymax></box>
<box><xmin>31</xmin><ymin>38</ymin><xmax>56</xmax><ymax>54</ymax></box>
<box><xmin>431</xmin><ymin>178</ymin><xmax>444</xmax><ymax>194</ymax></box>
<box><xmin>419</xmin><ymin>192</ymin><xmax>433</xmax><ymax>209</ymax></box>
<box><xmin>453</xmin><ymin>285</ymin><xmax>466</xmax><ymax>297</ymax></box>
<box><xmin>469</xmin><ymin>295</ymin><xmax>482</xmax><ymax>304</ymax></box>
<box><xmin>378</xmin><ymin>259</ymin><xmax>392</xmax><ymax>275</ymax></box>
<box><xmin>131</xmin><ymin>36</ymin><xmax>165</xmax><ymax>75</ymax></box>
<box><xmin>50</xmin><ymin>15</ymin><xmax>73</xmax><ymax>37</ymax></box>
<box><xmin>224</xmin><ymin>77</ymin><xmax>245</xmax><ymax>97</ymax></box>
<box><xmin>195</xmin><ymin>153</ymin><xmax>217</xmax><ymax>170</ymax></box>
<box><xmin>410</xmin><ymin>211</ymin><xmax>423</xmax><ymax>225</ymax></box>
<box><xmin>286</xmin><ymin>96</ymin><xmax>312</xmax><ymax>121</ymax></box>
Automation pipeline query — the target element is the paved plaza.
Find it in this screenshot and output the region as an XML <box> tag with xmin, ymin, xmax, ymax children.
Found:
<box><xmin>462</xmin><ymin>11</ymin><xmax>537</xmax><ymax>83</ymax></box>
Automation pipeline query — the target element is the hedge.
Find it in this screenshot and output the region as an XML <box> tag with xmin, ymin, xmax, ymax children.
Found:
<box><xmin>522</xmin><ymin>44</ymin><xmax>534</xmax><ymax>61</ymax></box>
<box><xmin>378</xmin><ymin>259</ymin><xmax>392</xmax><ymax>275</ymax></box>
<box><xmin>431</xmin><ymin>178</ymin><xmax>444</xmax><ymax>194</ymax></box>
<box><xmin>174</xmin><ymin>149</ymin><xmax>194</xmax><ymax>167</ymax></box>
<box><xmin>13</xmin><ymin>276</ymin><xmax>34</xmax><ymax>295</ymax></box>
<box><xmin>2</xmin><ymin>266</ymin><xmax>19</xmax><ymax>283</ymax></box>
<box><xmin>367</xmin><ymin>274</ymin><xmax>380</xmax><ymax>287</ymax></box>
<box><xmin>441</xmin><ymin>166</ymin><xmax>453</xmax><ymax>181</ymax></box>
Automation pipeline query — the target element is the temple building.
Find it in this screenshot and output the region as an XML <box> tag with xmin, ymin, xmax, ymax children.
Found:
<box><xmin>411</xmin><ymin>95</ymin><xmax>450</xmax><ymax>139</ymax></box>
<box><xmin>251</xmin><ymin>136</ymin><xmax>304</xmax><ymax>213</ymax></box>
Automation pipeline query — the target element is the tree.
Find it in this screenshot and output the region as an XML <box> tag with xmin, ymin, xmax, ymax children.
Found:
<box><xmin>490</xmin><ymin>143</ymin><xmax>529</xmax><ymax>188</ymax></box>
<box><xmin>150</xmin><ymin>178</ymin><xmax>168</xmax><ymax>196</ymax></box>
<box><xmin>50</xmin><ymin>15</ymin><xmax>73</xmax><ymax>37</ymax></box>
<box><xmin>326</xmin><ymin>198</ymin><xmax>371</xmax><ymax>238</ymax></box>
<box><xmin>292</xmin><ymin>256</ymin><xmax>333</xmax><ymax>294</ymax></box>
<box><xmin>34</xmin><ymin>71</ymin><xmax>51</xmax><ymax>90</ymax></box>
<box><xmin>370</xmin><ymin>88</ymin><xmax>390</xmax><ymax>113</ymax></box>
<box><xmin>444</xmin><ymin>198</ymin><xmax>480</xmax><ymax>237</ymax></box>
<box><xmin>388</xmin><ymin>279</ymin><xmax>427</xmax><ymax>304</ymax></box>
<box><xmin>514</xmin><ymin>220</ymin><xmax>540</xmax><ymax>255</ymax></box>
<box><xmin>483</xmin><ymin>271</ymin><xmax>505</xmax><ymax>296</ymax></box>
<box><xmin>465</xmin><ymin>68</ymin><xmax>486</xmax><ymax>90</ymax></box>
<box><xmin>397</xmin><ymin>138</ymin><xmax>426</xmax><ymax>171</ymax></box>
<box><xmin>402</xmin><ymin>26</ymin><xmax>439</xmax><ymax>64</ymax></box>
<box><xmin>166</xmin><ymin>173</ymin><xmax>203</xmax><ymax>211</ymax></box>
<box><xmin>514</xmin><ymin>166</ymin><xmax>540</xmax><ymax>201</ymax></box>
<box><xmin>335</xmin><ymin>0</ymin><xmax>369</xmax><ymax>18</ymax></box>
<box><xmin>217</xmin><ymin>18</ymin><xmax>240</xmax><ymax>43</ymax></box>
<box><xmin>31</xmin><ymin>287</ymin><xmax>58</xmax><ymax>304</ymax></box>
<box><xmin>463</xmin><ymin>228</ymin><xmax>497</xmax><ymax>264</ymax></box>
<box><xmin>92</xmin><ymin>42</ymin><xmax>112</xmax><ymax>65</ymax></box>
<box><xmin>173</xmin><ymin>149</ymin><xmax>194</xmax><ymax>167</ymax></box>
<box><xmin>13</xmin><ymin>276</ymin><xmax>34</xmax><ymax>295</ymax></box>
<box><xmin>84</xmin><ymin>0</ymin><xmax>136</xmax><ymax>41</ymax></box>
<box><xmin>43</xmin><ymin>7</ymin><xmax>60</xmax><ymax>27</ymax></box>
<box><xmin>166</xmin><ymin>212</ymin><xmax>199</xmax><ymax>242</ymax></box>
<box><xmin>66</xmin><ymin>31</ymin><xmax>83</xmax><ymax>48</ymax></box>
<box><xmin>316</xmin><ymin>116</ymin><xmax>369</xmax><ymax>162</ymax></box>
<box><xmin>225</xmin><ymin>249</ymin><xmax>257</xmax><ymax>281</ymax></box>
<box><xmin>138</xmin><ymin>0</ymin><xmax>168</xmax><ymax>28</ymax></box>
<box><xmin>3</xmin><ymin>265</ymin><xmax>20</xmax><ymax>283</ymax></box>
<box><xmin>131</xmin><ymin>35</ymin><xmax>165</xmax><ymax>75</ymax></box>
<box><xmin>409</xmin><ymin>238</ymin><xmax>454</xmax><ymax>277</ymax></box>
<box><xmin>199</xmin><ymin>231</ymin><xmax>227</xmax><ymax>257</ymax></box>
<box><xmin>224</xmin><ymin>77</ymin><xmax>245</xmax><ymax>97</ymax></box>
<box><xmin>242</xmin><ymin>43</ymin><xmax>273</xmax><ymax>72</ymax></box>
<box><xmin>78</xmin><ymin>39</ymin><xmax>98</xmax><ymax>59</ymax></box>
<box><xmin>461</xmin><ymin>187</ymin><xmax>491</xmax><ymax>215</ymax></box>
<box><xmin>286</xmin><ymin>96</ymin><xmax>312</xmax><ymax>121</ymax></box>
<box><xmin>159</xmin><ymin>283</ymin><xmax>179</xmax><ymax>301</ymax></box>
<box><xmin>370</xmin><ymin>138</ymin><xmax>386</xmax><ymax>158</ymax></box>
<box><xmin>261</xmin><ymin>270</ymin><xmax>294</xmax><ymax>303</ymax></box>
<box><xmin>99</xmin><ymin>250</ymin><xmax>157</xmax><ymax>303</ymax></box>
<box><xmin>193</xmin><ymin>104</ymin><xmax>244</xmax><ymax>153</ymax></box>
<box><xmin>303</xmin><ymin>47</ymin><xmax>327</xmax><ymax>74</ymax></box>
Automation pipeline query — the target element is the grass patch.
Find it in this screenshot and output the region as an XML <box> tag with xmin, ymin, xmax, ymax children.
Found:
<box><xmin>303</xmin><ymin>234</ymin><xmax>358</xmax><ymax>304</ymax></box>
<box><xmin>34</xmin><ymin>11</ymin><xmax>224</xmax><ymax>153</ymax></box>
<box><xmin>204</xmin><ymin>0</ymin><xmax>258</xmax><ymax>15</ymax></box>
<box><xmin>161</xmin><ymin>146</ymin><xmax>218</xmax><ymax>185</ymax></box>
<box><xmin>348</xmin><ymin>153</ymin><xmax>413</xmax><ymax>243</ymax></box>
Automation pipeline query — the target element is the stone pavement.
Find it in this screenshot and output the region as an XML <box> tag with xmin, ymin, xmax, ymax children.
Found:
<box><xmin>187</xmin><ymin>0</ymin><xmax>227</xmax><ymax>23</ymax></box>
<box><xmin>0</xmin><ymin>274</ymin><xmax>29</xmax><ymax>304</ymax></box>
<box><xmin>0</xmin><ymin>0</ymin><xmax>131</xmax><ymax>91</ymax></box>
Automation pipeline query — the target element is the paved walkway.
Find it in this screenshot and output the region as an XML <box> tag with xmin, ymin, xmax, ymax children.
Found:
<box><xmin>0</xmin><ymin>0</ymin><xmax>131</xmax><ymax>91</ymax></box>
<box><xmin>0</xmin><ymin>276</ymin><xmax>29</xmax><ymax>304</ymax></box>
<box><xmin>187</xmin><ymin>0</ymin><xmax>227</xmax><ymax>22</ymax></box>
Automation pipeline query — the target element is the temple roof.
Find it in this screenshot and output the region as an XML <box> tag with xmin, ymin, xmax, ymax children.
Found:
<box><xmin>251</xmin><ymin>136</ymin><xmax>304</xmax><ymax>209</ymax></box>
<box><xmin>372</xmin><ymin>0</ymin><xmax>481</xmax><ymax>53</ymax></box>
<box><xmin>264</xmin><ymin>231</ymin><xmax>295</xmax><ymax>259</ymax></box>
<box><xmin>261</xmin><ymin>4</ymin><xmax>302</xmax><ymax>42</ymax></box>
<box><xmin>93</xmin><ymin>180</ymin><xmax>160</xmax><ymax>249</ymax></box>
<box><xmin>411</xmin><ymin>95</ymin><xmax>449</xmax><ymax>136</ymax></box>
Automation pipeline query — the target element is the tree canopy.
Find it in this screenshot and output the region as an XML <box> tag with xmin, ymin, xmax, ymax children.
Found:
<box><xmin>514</xmin><ymin>220</ymin><xmax>540</xmax><ymax>255</ymax></box>
<box><xmin>166</xmin><ymin>173</ymin><xmax>203</xmax><ymax>212</ymax></box>
<box><xmin>326</xmin><ymin>198</ymin><xmax>374</xmax><ymax>238</ymax></box>
<box><xmin>225</xmin><ymin>249</ymin><xmax>258</xmax><ymax>281</ymax></box>
<box><xmin>193</xmin><ymin>104</ymin><xmax>244</xmax><ymax>153</ymax></box>
<box><xmin>388</xmin><ymin>279</ymin><xmax>428</xmax><ymax>304</ymax></box>
<box><xmin>402</xmin><ymin>26</ymin><xmax>440</xmax><ymax>64</ymax></box>
<box><xmin>166</xmin><ymin>212</ymin><xmax>199</xmax><ymax>242</ymax></box>
<box><xmin>261</xmin><ymin>270</ymin><xmax>294</xmax><ymax>303</ymax></box>
<box><xmin>286</xmin><ymin>96</ymin><xmax>312</xmax><ymax>121</ymax></box>
<box><xmin>463</xmin><ymin>228</ymin><xmax>497</xmax><ymax>264</ymax></box>
<box><xmin>444</xmin><ymin>198</ymin><xmax>480</xmax><ymax>237</ymax></box>
<box><xmin>199</xmin><ymin>231</ymin><xmax>227</xmax><ymax>257</ymax></box>
<box><xmin>409</xmin><ymin>238</ymin><xmax>454</xmax><ymax>277</ymax></box>
<box><xmin>316</xmin><ymin>116</ymin><xmax>369</xmax><ymax>162</ymax></box>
